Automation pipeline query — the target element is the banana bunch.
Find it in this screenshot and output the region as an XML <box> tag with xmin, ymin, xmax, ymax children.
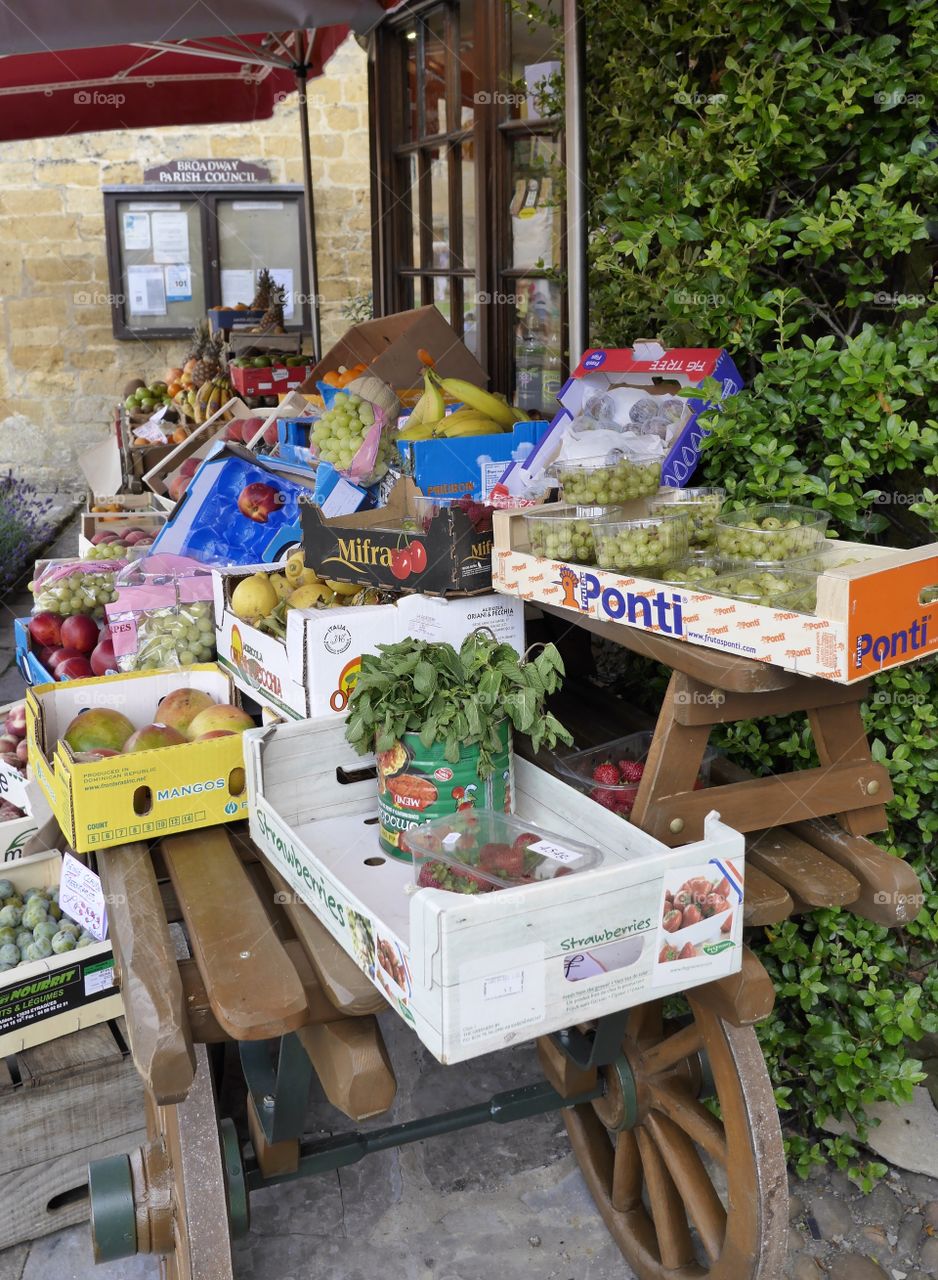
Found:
<box><xmin>191</xmin><ymin>376</ymin><xmax>232</xmax><ymax>425</ymax></box>
<box><xmin>398</xmin><ymin>370</ymin><xmax>528</xmax><ymax>441</ymax></box>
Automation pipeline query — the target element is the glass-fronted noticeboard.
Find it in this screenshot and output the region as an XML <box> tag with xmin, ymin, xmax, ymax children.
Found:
<box><xmin>103</xmin><ymin>185</ymin><xmax>310</xmax><ymax>339</ymax></box>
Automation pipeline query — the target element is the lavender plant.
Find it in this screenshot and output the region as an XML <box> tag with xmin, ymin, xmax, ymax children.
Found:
<box><xmin>0</xmin><ymin>472</ymin><xmax>55</xmax><ymax>595</ymax></box>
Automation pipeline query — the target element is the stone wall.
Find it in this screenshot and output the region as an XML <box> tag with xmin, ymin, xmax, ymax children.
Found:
<box><xmin>0</xmin><ymin>36</ymin><xmax>371</xmax><ymax>490</ymax></box>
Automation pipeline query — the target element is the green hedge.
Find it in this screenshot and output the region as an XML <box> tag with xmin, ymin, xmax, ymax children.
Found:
<box><xmin>583</xmin><ymin>0</ymin><xmax>938</xmax><ymax>1186</ymax></box>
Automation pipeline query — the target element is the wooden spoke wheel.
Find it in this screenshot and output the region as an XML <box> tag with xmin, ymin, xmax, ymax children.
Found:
<box><xmin>144</xmin><ymin>1042</ymin><xmax>236</xmax><ymax>1280</ymax></box>
<box><xmin>563</xmin><ymin>997</ymin><xmax>787</xmax><ymax>1280</ymax></box>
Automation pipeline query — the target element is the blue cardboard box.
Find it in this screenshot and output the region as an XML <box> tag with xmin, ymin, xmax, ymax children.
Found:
<box><xmin>396</xmin><ymin>418</ymin><xmax>551</xmax><ymax>500</ymax></box>
<box><xmin>15</xmin><ymin>618</ymin><xmax>55</xmax><ymax>686</ymax></box>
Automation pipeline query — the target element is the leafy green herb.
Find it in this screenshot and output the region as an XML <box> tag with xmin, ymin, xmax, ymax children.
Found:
<box><xmin>345</xmin><ymin>632</ymin><xmax>572</xmax><ymax>775</ymax></box>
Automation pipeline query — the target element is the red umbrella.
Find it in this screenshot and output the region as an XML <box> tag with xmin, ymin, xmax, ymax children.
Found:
<box><xmin>0</xmin><ymin>5</ymin><xmax>404</xmax><ymax>355</ymax></box>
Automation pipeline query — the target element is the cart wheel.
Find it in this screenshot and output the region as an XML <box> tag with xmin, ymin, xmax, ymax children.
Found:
<box><xmin>563</xmin><ymin>997</ymin><xmax>787</xmax><ymax>1279</ymax></box>
<box><xmin>145</xmin><ymin>1043</ymin><xmax>236</xmax><ymax>1280</ymax></box>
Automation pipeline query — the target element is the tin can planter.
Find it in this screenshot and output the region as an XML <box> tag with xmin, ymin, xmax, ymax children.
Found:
<box><xmin>376</xmin><ymin>722</ymin><xmax>512</xmax><ymax>858</ymax></box>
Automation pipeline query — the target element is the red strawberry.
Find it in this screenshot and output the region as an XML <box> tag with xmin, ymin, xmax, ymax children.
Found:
<box><xmin>479</xmin><ymin>842</ymin><xmax>523</xmax><ymax>877</ymax></box>
<box><xmin>512</xmin><ymin>832</ymin><xmax>540</xmax><ymax>853</ymax></box>
<box><xmin>590</xmin><ymin>786</ymin><xmax>620</xmax><ymax>811</ymax></box>
<box><xmin>592</xmin><ymin>761</ymin><xmax>620</xmax><ymax>786</ymax></box>
<box><xmin>618</xmin><ymin>759</ymin><xmax>645</xmax><ymax>783</ymax></box>
<box><xmin>417</xmin><ymin>862</ymin><xmax>447</xmax><ymax>889</ymax></box>
<box><xmin>454</xmin><ymin>868</ymin><xmax>495</xmax><ymax>893</ymax></box>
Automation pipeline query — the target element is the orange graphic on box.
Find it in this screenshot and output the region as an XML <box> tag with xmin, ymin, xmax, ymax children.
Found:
<box><xmin>230</xmin><ymin>624</ymin><xmax>245</xmax><ymax>673</ymax></box>
<box><xmin>849</xmin><ymin>560</ymin><xmax>938</xmax><ymax>676</ymax></box>
<box><xmin>330</xmin><ymin>655</ymin><xmax>362</xmax><ymax>713</ymax></box>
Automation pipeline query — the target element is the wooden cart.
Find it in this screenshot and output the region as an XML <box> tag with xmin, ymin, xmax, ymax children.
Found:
<box><xmin>85</xmin><ymin>626</ymin><xmax>923</xmax><ymax>1280</ymax></box>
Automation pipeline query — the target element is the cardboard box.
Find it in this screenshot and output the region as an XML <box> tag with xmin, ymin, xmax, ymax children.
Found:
<box><xmin>207</xmin><ymin>307</ymin><xmax>265</xmax><ymax>334</ymax></box>
<box><xmin>491</xmin><ymin>506</ymin><xmax>938</xmax><ymax>683</ymax></box>
<box><xmin>0</xmin><ymin>851</ymin><xmax>122</xmax><ymax>1056</ymax></box>
<box><xmin>15</xmin><ymin>618</ymin><xmax>55</xmax><ymax>688</ymax></box>
<box><xmin>244</xmin><ymin>716</ymin><xmax>745</xmax><ymax>1064</ymax></box>
<box><xmin>151</xmin><ymin>442</ymin><xmax>319</xmax><ymax>567</ymax></box>
<box><xmin>0</xmin><ymin>700</ymin><xmax>58</xmax><ymax>864</ymax></box>
<box><xmin>228</xmin><ymin>331</ymin><xmax>303</xmax><ymax>356</ymax></box>
<box><xmin>397</xmin><ymin>418</ymin><xmax>551</xmax><ymax>500</ymax></box>
<box><xmin>140</xmin><ymin>393</ymin><xmax>308</xmax><ymax>501</ymax></box>
<box><xmin>497</xmin><ymin>344</ymin><xmax>743</xmax><ymax>497</ymax></box>
<box><xmin>213</xmin><ymin>568</ymin><xmax>526</xmax><ymax>720</ymax></box>
<box><xmin>302</xmin><ymin>307</ymin><xmax>488</xmax><ymax>396</ymax></box>
<box><xmin>230</xmin><ymin>363</ymin><xmax>314</xmax><ymax>398</ymax></box>
<box><xmin>85</xmin><ymin>494</ymin><xmax>163</xmax><ymax>515</ymax></box>
<box><xmin>26</xmin><ymin>665</ymin><xmax>250</xmax><ymax>852</ymax></box>
<box><xmin>301</xmin><ymin>478</ymin><xmax>494</xmax><ymax>597</ymax></box>
<box><xmin>77</xmin><ymin>512</ymin><xmax>167</xmax><ymax>557</ymax></box>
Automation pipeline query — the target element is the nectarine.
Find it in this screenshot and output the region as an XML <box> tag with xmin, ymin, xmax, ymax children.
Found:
<box><xmin>186</xmin><ymin>703</ymin><xmax>253</xmax><ymax>740</ymax></box>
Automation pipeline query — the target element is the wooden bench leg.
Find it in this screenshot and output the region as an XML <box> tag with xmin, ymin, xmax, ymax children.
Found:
<box><xmin>808</xmin><ymin>701</ymin><xmax>889</xmax><ymax>835</ymax></box>
<box><xmin>630</xmin><ymin>672</ymin><xmax>713</xmax><ymax>833</ymax></box>
<box><xmin>296</xmin><ymin>1016</ymin><xmax>397</xmax><ymax>1122</ymax></box>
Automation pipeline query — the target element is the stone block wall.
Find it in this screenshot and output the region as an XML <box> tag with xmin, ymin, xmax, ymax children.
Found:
<box><xmin>0</xmin><ymin>36</ymin><xmax>372</xmax><ymax>490</ymax></box>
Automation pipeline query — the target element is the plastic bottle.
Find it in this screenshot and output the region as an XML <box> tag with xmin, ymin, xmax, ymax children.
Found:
<box><xmin>516</xmin><ymin>321</ymin><xmax>545</xmax><ymax>412</ymax></box>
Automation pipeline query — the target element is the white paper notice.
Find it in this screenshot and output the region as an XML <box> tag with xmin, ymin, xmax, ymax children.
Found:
<box><xmin>0</xmin><ymin>760</ymin><xmax>29</xmax><ymax>811</ymax></box>
<box><xmin>221</xmin><ymin>268</ymin><xmax>256</xmax><ymax>308</ymax></box>
<box><xmin>84</xmin><ymin>963</ymin><xmax>116</xmax><ymax>997</ymax></box>
<box><xmin>164</xmin><ymin>263</ymin><xmax>192</xmax><ymax>302</ymax></box>
<box><xmin>122</xmin><ymin>211</ymin><xmax>150</xmax><ymax>251</ymax></box>
<box><xmin>127</xmin><ymin>264</ymin><xmax>167</xmax><ymax>315</ymax></box>
<box><xmin>59</xmin><ymin>852</ymin><xmax>108</xmax><ymax>942</ymax></box>
<box><xmin>527</xmin><ymin>838</ymin><xmax>583</xmax><ymax>864</ymax></box>
<box><xmin>269</xmin><ymin>267</ymin><xmax>295</xmax><ymax>320</ymax></box>
<box><xmin>151</xmin><ymin>210</ymin><xmax>190</xmax><ymax>264</ymax></box>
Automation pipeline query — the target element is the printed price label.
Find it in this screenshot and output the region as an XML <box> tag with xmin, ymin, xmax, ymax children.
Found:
<box><xmin>271</xmin><ymin>367</ymin><xmax>290</xmax><ymax>382</ymax></box>
<box><xmin>84</xmin><ymin>962</ymin><xmax>115</xmax><ymax>997</ymax></box>
<box><xmin>0</xmin><ymin>760</ymin><xmax>29</xmax><ymax>811</ymax></box>
<box><xmin>527</xmin><ymin>838</ymin><xmax>582</xmax><ymax>864</ymax></box>
<box><xmin>59</xmin><ymin>852</ymin><xmax>108</xmax><ymax>942</ymax></box>
<box><xmin>483</xmin><ymin>969</ymin><xmax>524</xmax><ymax>1000</ymax></box>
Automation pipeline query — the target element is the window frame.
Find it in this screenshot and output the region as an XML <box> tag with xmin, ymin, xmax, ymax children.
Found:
<box><xmin>102</xmin><ymin>184</ymin><xmax>311</xmax><ymax>341</ymax></box>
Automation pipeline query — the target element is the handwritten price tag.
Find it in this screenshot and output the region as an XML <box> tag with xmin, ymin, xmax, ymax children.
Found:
<box><xmin>527</xmin><ymin>838</ymin><xmax>582</xmax><ymax>865</ymax></box>
<box><xmin>0</xmin><ymin>760</ymin><xmax>29</xmax><ymax>812</ymax></box>
<box><xmin>59</xmin><ymin>852</ymin><xmax>108</xmax><ymax>942</ymax></box>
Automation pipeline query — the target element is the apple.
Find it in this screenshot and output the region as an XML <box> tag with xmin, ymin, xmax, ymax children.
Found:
<box><xmin>90</xmin><ymin>638</ymin><xmax>117</xmax><ymax>677</ymax></box>
<box><xmin>195</xmin><ymin>729</ymin><xmax>236</xmax><ymax>740</ymax></box>
<box><xmin>90</xmin><ymin>531</ymin><xmax>120</xmax><ymax>546</ymax></box>
<box><xmin>4</xmin><ymin>705</ymin><xmax>26</xmax><ymax>739</ymax></box>
<box><xmin>15</xmin><ymin>738</ymin><xmax>28</xmax><ymax>764</ymax></box>
<box><xmin>168</xmin><ymin>474</ymin><xmax>189</xmax><ymax>503</ymax></box>
<box><xmin>61</xmin><ymin>615</ymin><xmax>100</xmax><ymax>654</ymax></box>
<box><xmin>155</xmin><ymin>688</ymin><xmax>215</xmax><ymax>736</ymax></box>
<box><xmin>72</xmin><ymin>748</ymin><xmax>121</xmax><ymax>763</ymax></box>
<box><xmin>0</xmin><ymin>735</ymin><xmax>17</xmax><ymax>754</ymax></box>
<box><xmin>186</xmin><ymin>703</ymin><xmax>253</xmax><ymax>740</ymax></box>
<box><xmin>64</xmin><ymin>708</ymin><xmax>135</xmax><ymax>753</ymax></box>
<box><xmin>237</xmin><ymin>482</ymin><xmax>280</xmax><ymax>523</ymax></box>
<box><xmin>35</xmin><ymin>644</ymin><xmax>58</xmax><ymax>668</ymax></box>
<box><xmin>123</xmin><ymin>723</ymin><xmax>187</xmax><ymax>752</ymax></box>
<box><xmin>180</xmin><ymin>458</ymin><xmax>200</xmax><ymax>477</ymax></box>
<box><xmin>122</xmin><ymin>529</ymin><xmax>149</xmax><ymax>545</ymax></box>
<box><xmin>57</xmin><ymin>656</ymin><xmax>95</xmax><ymax>680</ymax></box>
<box><xmin>28</xmin><ymin>612</ymin><xmax>62</xmax><ymax>648</ymax></box>
<box><xmin>0</xmin><ymin>752</ymin><xmax>21</xmax><ymax>771</ymax></box>
<box><xmin>48</xmin><ymin>647</ymin><xmax>84</xmax><ymax>671</ymax></box>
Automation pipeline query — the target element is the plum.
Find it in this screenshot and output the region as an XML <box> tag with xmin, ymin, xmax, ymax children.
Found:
<box><xmin>51</xmin><ymin>930</ymin><xmax>76</xmax><ymax>954</ymax></box>
<box><xmin>0</xmin><ymin>879</ymin><xmax>13</xmax><ymax>899</ymax></box>
<box><xmin>24</xmin><ymin>937</ymin><xmax>52</xmax><ymax>962</ymax></box>
<box><xmin>23</xmin><ymin>887</ymin><xmax>45</xmax><ymax>901</ymax></box>
<box><xmin>0</xmin><ymin>926</ymin><xmax>16</xmax><ymax>946</ymax></box>
<box><xmin>33</xmin><ymin>919</ymin><xmax>59</xmax><ymax>942</ymax></box>
<box><xmin>0</xmin><ymin>904</ymin><xmax>23</xmax><ymax>928</ymax></box>
<box><xmin>15</xmin><ymin>929</ymin><xmax>32</xmax><ymax>951</ymax></box>
<box><xmin>21</xmin><ymin>900</ymin><xmax>48</xmax><ymax>930</ymax></box>
<box><xmin>0</xmin><ymin>942</ymin><xmax>19</xmax><ymax>967</ymax></box>
<box><xmin>56</xmin><ymin>921</ymin><xmax>80</xmax><ymax>939</ymax></box>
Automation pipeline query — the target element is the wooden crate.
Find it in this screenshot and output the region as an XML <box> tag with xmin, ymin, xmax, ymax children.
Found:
<box><xmin>0</xmin><ymin>1018</ymin><xmax>146</xmax><ymax>1249</ymax></box>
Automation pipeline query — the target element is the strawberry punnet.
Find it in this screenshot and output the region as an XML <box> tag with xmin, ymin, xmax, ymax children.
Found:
<box><xmin>591</xmin><ymin>760</ymin><xmax>620</xmax><ymax>787</ymax></box>
<box><xmin>618</xmin><ymin>759</ymin><xmax>645</xmax><ymax>783</ymax></box>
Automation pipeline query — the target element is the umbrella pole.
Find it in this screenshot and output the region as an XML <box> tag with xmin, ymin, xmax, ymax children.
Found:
<box><xmin>296</xmin><ymin>62</ymin><xmax>322</xmax><ymax>361</ymax></box>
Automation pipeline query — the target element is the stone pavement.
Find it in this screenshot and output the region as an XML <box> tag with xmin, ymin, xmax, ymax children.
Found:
<box><xmin>0</xmin><ymin>1011</ymin><xmax>936</xmax><ymax>1280</ymax></box>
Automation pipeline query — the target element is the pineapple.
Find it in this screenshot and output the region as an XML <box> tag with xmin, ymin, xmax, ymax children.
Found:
<box><xmin>189</xmin><ymin>324</ymin><xmax>223</xmax><ymax>389</ymax></box>
<box><xmin>251</xmin><ymin>267</ymin><xmax>275</xmax><ymax>312</ymax></box>
<box><xmin>257</xmin><ymin>282</ymin><xmax>286</xmax><ymax>334</ymax></box>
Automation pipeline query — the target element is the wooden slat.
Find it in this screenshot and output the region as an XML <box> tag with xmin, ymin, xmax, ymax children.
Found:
<box><xmin>791</xmin><ymin>818</ymin><xmax>924</xmax><ymax>925</ymax></box>
<box><xmin>98</xmin><ymin>842</ymin><xmax>195</xmax><ymax>1105</ymax></box>
<box><xmin>640</xmin><ymin>761</ymin><xmax>892</xmax><ymax>846</ymax></box>
<box><xmin>539</xmin><ymin>602</ymin><xmax>800</xmax><ymax>693</ymax></box>
<box><xmin>808</xmin><ymin>700</ymin><xmax>889</xmax><ymax>834</ymax></box>
<box><xmin>15</xmin><ymin>1021</ymin><xmax>123</xmax><ymax>1085</ymax></box>
<box><xmin>690</xmin><ymin>947</ymin><xmax>776</xmax><ymax>1027</ymax></box>
<box><xmin>263</xmin><ymin>864</ymin><xmax>386</xmax><ymax>1017</ymax></box>
<box><xmin>630</xmin><ymin>672</ymin><xmax>713</xmax><ymax>833</ymax></box>
<box><xmin>746</xmin><ymin>827</ymin><xmax>860</xmax><ymax>907</ymax></box>
<box><xmin>742</xmin><ymin>865</ymin><xmax>794</xmax><ymax>925</ymax></box>
<box><xmin>162</xmin><ymin>828</ymin><xmax>308</xmax><ymax>1042</ymax></box>
<box><xmin>672</xmin><ymin>673</ymin><xmax>870</xmax><ymax>725</ymax></box>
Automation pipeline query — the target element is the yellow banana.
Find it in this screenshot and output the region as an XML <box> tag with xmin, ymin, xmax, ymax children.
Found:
<box><xmin>440</xmin><ymin>417</ymin><xmax>501</xmax><ymax>438</ymax></box>
<box><xmin>398</xmin><ymin>421</ymin><xmax>437</xmax><ymax>441</ymax></box>
<box><xmin>431</xmin><ymin>373</ymin><xmax>524</xmax><ymax>429</ymax></box>
<box><xmin>406</xmin><ymin>371</ymin><xmax>445</xmax><ymax>427</ymax></box>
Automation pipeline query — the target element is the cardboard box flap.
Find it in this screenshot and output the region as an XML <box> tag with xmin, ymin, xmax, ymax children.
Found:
<box><xmin>303</xmin><ymin>307</ymin><xmax>488</xmax><ymax>393</ymax></box>
<box><xmin>80</xmin><ymin>435</ymin><xmax>124</xmax><ymax>499</ymax></box>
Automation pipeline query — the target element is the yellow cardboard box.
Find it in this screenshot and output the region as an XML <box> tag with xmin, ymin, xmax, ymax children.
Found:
<box><xmin>26</xmin><ymin>665</ymin><xmax>249</xmax><ymax>852</ymax></box>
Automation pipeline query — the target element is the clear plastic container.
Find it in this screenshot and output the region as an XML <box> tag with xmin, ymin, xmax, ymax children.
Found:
<box><xmin>714</xmin><ymin>503</ymin><xmax>829</xmax><ymax>562</ymax></box>
<box><xmin>410</xmin><ymin>494</ymin><xmax>494</xmax><ymax>535</ymax></box>
<box><xmin>658</xmin><ymin>555</ymin><xmax>724</xmax><ymax>589</ymax></box>
<box><xmin>589</xmin><ymin>511</ymin><xmax>689</xmax><ymax>573</ymax></box>
<box><xmin>711</xmin><ymin>565</ymin><xmax>818</xmax><ymax>612</ymax></box>
<box><xmin>648</xmin><ymin>487</ymin><xmax>725</xmax><ymax>549</ymax></box>
<box><xmin>407</xmin><ymin>810</ymin><xmax>603</xmax><ymax>893</ymax></box>
<box><xmin>548</xmin><ymin>448</ymin><xmax>663</xmax><ymax>504</ymax></box>
<box><xmin>556</xmin><ymin>731</ymin><xmax>717</xmax><ymax>819</ymax></box>
<box><xmin>524</xmin><ymin>503</ymin><xmax>623</xmax><ymax>564</ymax></box>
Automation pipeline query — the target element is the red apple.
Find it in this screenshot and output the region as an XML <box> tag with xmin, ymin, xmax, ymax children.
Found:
<box><xmin>4</xmin><ymin>704</ymin><xmax>26</xmax><ymax>739</ymax></box>
<box><xmin>168</xmin><ymin>473</ymin><xmax>189</xmax><ymax>502</ymax></box>
<box><xmin>237</xmin><ymin>482</ymin><xmax>280</xmax><ymax>523</ymax></box>
<box><xmin>187</xmin><ymin>703</ymin><xmax>253</xmax><ymax>740</ymax></box>
<box><xmin>15</xmin><ymin>738</ymin><xmax>28</xmax><ymax>764</ymax></box>
<box><xmin>180</xmin><ymin>457</ymin><xmax>200</xmax><ymax>477</ymax></box>
<box><xmin>122</xmin><ymin>529</ymin><xmax>149</xmax><ymax>545</ymax></box>
<box><xmin>60</xmin><ymin>615</ymin><xmax>100</xmax><ymax>653</ymax></box>
<box><xmin>28</xmin><ymin>612</ymin><xmax>62</xmax><ymax>648</ymax></box>
<box><xmin>90</xmin><ymin>531</ymin><xmax>120</xmax><ymax>546</ymax></box>
<box><xmin>225</xmin><ymin>421</ymin><xmax>245</xmax><ymax>443</ymax></box>
<box><xmin>57</xmin><ymin>656</ymin><xmax>95</xmax><ymax>680</ymax></box>
<box><xmin>0</xmin><ymin>735</ymin><xmax>17</xmax><ymax>754</ymax></box>
<box><xmin>48</xmin><ymin>647</ymin><xmax>84</xmax><ymax>671</ymax></box>
<box><xmin>155</xmin><ymin>688</ymin><xmax>214</xmax><ymax>736</ymax></box>
<box><xmin>0</xmin><ymin>752</ymin><xmax>21</xmax><ymax>771</ymax></box>
<box><xmin>90</xmin><ymin>637</ymin><xmax>117</xmax><ymax>677</ymax></box>
<box><xmin>35</xmin><ymin>644</ymin><xmax>57</xmax><ymax>668</ymax></box>
<box><xmin>64</xmin><ymin>708</ymin><xmax>135</xmax><ymax>753</ymax></box>
<box><xmin>123</xmin><ymin>723</ymin><xmax>187</xmax><ymax>752</ymax></box>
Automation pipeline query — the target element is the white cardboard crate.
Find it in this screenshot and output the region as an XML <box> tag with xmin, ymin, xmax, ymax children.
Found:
<box><xmin>245</xmin><ymin>718</ymin><xmax>746</xmax><ymax>1064</ymax></box>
